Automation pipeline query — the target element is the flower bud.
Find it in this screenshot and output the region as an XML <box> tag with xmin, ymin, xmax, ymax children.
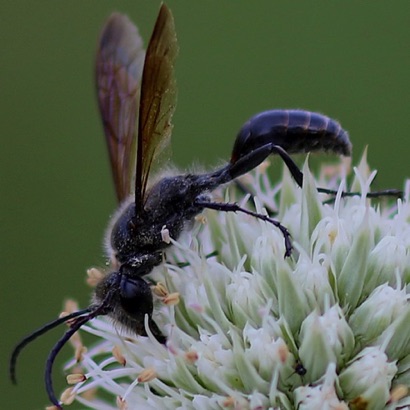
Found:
<box><xmin>299</xmin><ymin>305</ymin><xmax>354</xmax><ymax>381</ymax></box>
<box><xmin>339</xmin><ymin>347</ymin><xmax>397</xmax><ymax>409</ymax></box>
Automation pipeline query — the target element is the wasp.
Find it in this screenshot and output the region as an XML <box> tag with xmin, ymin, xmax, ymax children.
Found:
<box><xmin>11</xmin><ymin>4</ymin><xmax>395</xmax><ymax>409</ymax></box>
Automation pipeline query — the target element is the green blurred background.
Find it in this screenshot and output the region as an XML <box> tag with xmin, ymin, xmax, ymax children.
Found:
<box><xmin>1</xmin><ymin>1</ymin><xmax>409</xmax><ymax>408</ymax></box>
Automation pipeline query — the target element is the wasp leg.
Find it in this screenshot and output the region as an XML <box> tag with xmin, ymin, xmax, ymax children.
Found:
<box><xmin>229</xmin><ymin>143</ymin><xmax>402</xmax><ymax>201</ymax></box>
<box><xmin>195</xmin><ymin>199</ymin><xmax>292</xmax><ymax>258</ymax></box>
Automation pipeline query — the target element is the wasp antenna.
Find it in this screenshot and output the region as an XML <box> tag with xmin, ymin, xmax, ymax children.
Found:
<box><xmin>44</xmin><ymin>300</ymin><xmax>112</xmax><ymax>408</ymax></box>
<box><xmin>45</xmin><ymin>315</ymin><xmax>90</xmax><ymax>409</ymax></box>
<box><xmin>9</xmin><ymin>308</ymin><xmax>91</xmax><ymax>385</ymax></box>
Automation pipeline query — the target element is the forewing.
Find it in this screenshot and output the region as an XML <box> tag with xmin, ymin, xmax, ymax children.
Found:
<box><xmin>96</xmin><ymin>13</ymin><xmax>145</xmax><ymax>203</ymax></box>
<box><xmin>136</xmin><ymin>4</ymin><xmax>178</xmax><ymax>210</ymax></box>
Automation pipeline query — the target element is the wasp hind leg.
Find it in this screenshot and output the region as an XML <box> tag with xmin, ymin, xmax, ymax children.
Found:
<box><xmin>195</xmin><ymin>199</ymin><xmax>292</xmax><ymax>258</ymax></box>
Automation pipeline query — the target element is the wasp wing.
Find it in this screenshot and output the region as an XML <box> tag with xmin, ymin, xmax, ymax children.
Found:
<box><xmin>96</xmin><ymin>13</ymin><xmax>145</xmax><ymax>203</ymax></box>
<box><xmin>136</xmin><ymin>4</ymin><xmax>178</xmax><ymax>211</ymax></box>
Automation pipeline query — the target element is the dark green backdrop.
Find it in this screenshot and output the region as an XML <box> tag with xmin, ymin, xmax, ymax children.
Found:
<box><xmin>2</xmin><ymin>1</ymin><xmax>409</xmax><ymax>409</ymax></box>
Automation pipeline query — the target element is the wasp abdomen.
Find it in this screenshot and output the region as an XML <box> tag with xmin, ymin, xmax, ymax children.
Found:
<box><xmin>231</xmin><ymin>109</ymin><xmax>351</xmax><ymax>164</ymax></box>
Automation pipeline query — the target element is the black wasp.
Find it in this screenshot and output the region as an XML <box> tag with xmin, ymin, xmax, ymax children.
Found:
<box><xmin>10</xmin><ymin>4</ymin><xmax>395</xmax><ymax>409</ymax></box>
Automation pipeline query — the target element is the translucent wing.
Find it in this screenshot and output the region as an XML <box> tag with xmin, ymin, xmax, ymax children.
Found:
<box><xmin>96</xmin><ymin>13</ymin><xmax>145</xmax><ymax>203</ymax></box>
<box><xmin>136</xmin><ymin>4</ymin><xmax>178</xmax><ymax>211</ymax></box>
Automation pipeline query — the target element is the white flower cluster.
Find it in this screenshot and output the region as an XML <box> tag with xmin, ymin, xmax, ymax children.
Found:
<box><xmin>63</xmin><ymin>156</ymin><xmax>410</xmax><ymax>410</ymax></box>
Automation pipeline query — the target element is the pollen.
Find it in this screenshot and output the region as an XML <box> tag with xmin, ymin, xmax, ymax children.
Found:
<box><xmin>238</xmin><ymin>173</ymin><xmax>253</xmax><ymax>185</ymax></box>
<box><xmin>86</xmin><ymin>267</ymin><xmax>105</xmax><ymax>287</ymax></box>
<box><xmin>59</xmin><ymin>300</ymin><xmax>80</xmax><ymax>326</ymax></box>
<box><xmin>60</xmin><ymin>387</ymin><xmax>76</xmax><ymax>405</ymax></box>
<box><xmin>116</xmin><ymin>396</ymin><xmax>128</xmax><ymax>410</ymax></box>
<box><xmin>66</xmin><ymin>373</ymin><xmax>87</xmax><ymax>384</ymax></box>
<box><xmin>184</xmin><ymin>350</ymin><xmax>199</xmax><ymax>363</ymax></box>
<box><xmin>161</xmin><ymin>225</ymin><xmax>171</xmax><ymax>244</ymax></box>
<box><xmin>257</xmin><ymin>159</ymin><xmax>270</xmax><ymax>173</ymax></box>
<box><xmin>328</xmin><ymin>227</ymin><xmax>337</xmax><ymax>245</ymax></box>
<box><xmin>349</xmin><ymin>396</ymin><xmax>368</xmax><ymax>410</ymax></box>
<box><xmin>195</xmin><ymin>214</ymin><xmax>207</xmax><ymax>224</ymax></box>
<box><xmin>278</xmin><ymin>343</ymin><xmax>290</xmax><ymax>364</ymax></box>
<box><xmin>63</xmin><ymin>299</ymin><xmax>79</xmax><ymax>314</ymax></box>
<box><xmin>152</xmin><ymin>281</ymin><xmax>169</xmax><ymax>297</ymax></box>
<box><xmin>112</xmin><ymin>345</ymin><xmax>126</xmax><ymax>366</ymax></box>
<box><xmin>74</xmin><ymin>345</ymin><xmax>87</xmax><ymax>362</ymax></box>
<box><xmin>163</xmin><ymin>292</ymin><xmax>180</xmax><ymax>305</ymax></box>
<box><xmin>389</xmin><ymin>384</ymin><xmax>408</xmax><ymax>403</ymax></box>
<box><xmin>137</xmin><ymin>367</ymin><xmax>157</xmax><ymax>383</ymax></box>
<box><xmin>221</xmin><ymin>396</ymin><xmax>236</xmax><ymax>407</ymax></box>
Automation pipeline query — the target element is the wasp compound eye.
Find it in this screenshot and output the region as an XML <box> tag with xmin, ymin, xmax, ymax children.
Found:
<box><xmin>120</xmin><ymin>276</ymin><xmax>153</xmax><ymax>317</ymax></box>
